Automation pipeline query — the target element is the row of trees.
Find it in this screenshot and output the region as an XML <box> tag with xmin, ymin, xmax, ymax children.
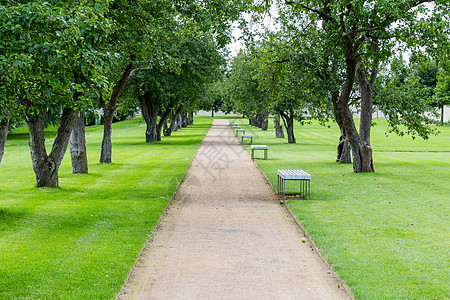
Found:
<box><xmin>214</xmin><ymin>0</ymin><xmax>449</xmax><ymax>173</ymax></box>
<box><xmin>0</xmin><ymin>0</ymin><xmax>254</xmax><ymax>187</ymax></box>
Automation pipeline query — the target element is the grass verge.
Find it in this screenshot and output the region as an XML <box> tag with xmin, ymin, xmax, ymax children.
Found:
<box><xmin>0</xmin><ymin>116</ymin><xmax>212</xmax><ymax>299</ymax></box>
<box><xmin>230</xmin><ymin>117</ymin><xmax>449</xmax><ymax>300</ymax></box>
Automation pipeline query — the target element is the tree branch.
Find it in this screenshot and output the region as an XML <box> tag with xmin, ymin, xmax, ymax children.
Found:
<box><xmin>285</xmin><ymin>1</ymin><xmax>340</xmax><ymax>29</ymax></box>
<box><xmin>125</xmin><ymin>67</ymin><xmax>153</xmax><ymax>84</ymax></box>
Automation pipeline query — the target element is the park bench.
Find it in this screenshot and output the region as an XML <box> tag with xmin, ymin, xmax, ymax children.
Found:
<box><xmin>241</xmin><ymin>134</ymin><xmax>253</xmax><ymax>145</ymax></box>
<box><xmin>232</xmin><ymin>125</ymin><xmax>240</xmax><ymax>133</ymax></box>
<box><xmin>277</xmin><ymin>169</ymin><xmax>311</xmax><ymax>200</ymax></box>
<box><xmin>236</xmin><ymin>129</ymin><xmax>245</xmax><ymax>137</ymax></box>
<box><xmin>251</xmin><ymin>145</ymin><xmax>268</xmax><ymax>160</ymax></box>
<box><xmin>230</xmin><ymin>122</ymin><xmax>236</xmax><ymax>127</ymax></box>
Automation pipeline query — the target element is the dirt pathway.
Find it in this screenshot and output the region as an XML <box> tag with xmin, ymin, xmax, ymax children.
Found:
<box><xmin>117</xmin><ymin>119</ymin><xmax>352</xmax><ymax>299</ymax></box>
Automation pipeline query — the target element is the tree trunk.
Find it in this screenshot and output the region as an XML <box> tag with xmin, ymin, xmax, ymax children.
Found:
<box><xmin>100</xmin><ymin>63</ymin><xmax>133</xmax><ymax>163</ymax></box>
<box><xmin>177</xmin><ymin>114</ymin><xmax>182</xmax><ymax>129</ymax></box>
<box><xmin>70</xmin><ymin>111</ymin><xmax>88</xmax><ymax>174</ymax></box>
<box><xmin>164</xmin><ymin>106</ymin><xmax>182</xmax><ymax>136</ymax></box>
<box><xmin>334</xmin><ymin>35</ymin><xmax>375</xmax><ymax>173</ymax></box>
<box><xmin>336</xmin><ymin>128</ymin><xmax>351</xmax><ymax>163</ymax></box>
<box><xmin>355</xmin><ymin>52</ymin><xmax>378</xmax><ymax>173</ymax></box>
<box><xmin>26</xmin><ymin>108</ymin><xmax>77</xmax><ymax>188</ymax></box>
<box><xmin>274</xmin><ymin>114</ymin><xmax>284</xmax><ymax>138</ymax></box>
<box><xmin>0</xmin><ymin>110</ymin><xmax>11</xmax><ymax>164</ymax></box>
<box><xmin>281</xmin><ymin>113</ymin><xmax>296</xmax><ymax>143</ymax></box>
<box><xmin>181</xmin><ymin>112</ymin><xmax>188</xmax><ymax>128</ymax></box>
<box><xmin>139</xmin><ymin>91</ymin><xmax>159</xmax><ymax>143</ymax></box>
<box><xmin>156</xmin><ymin>107</ymin><xmax>172</xmax><ymax>142</ymax></box>
<box><xmin>440</xmin><ymin>105</ymin><xmax>444</xmax><ymax>126</ymax></box>
<box><xmin>188</xmin><ymin>112</ymin><xmax>194</xmax><ymax>125</ymax></box>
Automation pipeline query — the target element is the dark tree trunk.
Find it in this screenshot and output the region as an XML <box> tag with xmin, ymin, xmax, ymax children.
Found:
<box><xmin>336</xmin><ymin>129</ymin><xmax>352</xmax><ymax>163</ymax></box>
<box><xmin>139</xmin><ymin>91</ymin><xmax>159</xmax><ymax>143</ymax></box>
<box><xmin>177</xmin><ymin>114</ymin><xmax>182</xmax><ymax>129</ymax></box>
<box><xmin>440</xmin><ymin>105</ymin><xmax>444</xmax><ymax>126</ymax></box>
<box><xmin>164</xmin><ymin>106</ymin><xmax>182</xmax><ymax>137</ymax></box>
<box><xmin>156</xmin><ymin>106</ymin><xmax>173</xmax><ymax>142</ymax></box>
<box><xmin>211</xmin><ymin>109</ymin><xmax>214</xmax><ymax>117</ymax></box>
<box><xmin>281</xmin><ymin>113</ymin><xmax>296</xmax><ymax>143</ymax></box>
<box><xmin>70</xmin><ymin>111</ymin><xmax>88</xmax><ymax>174</ymax></box>
<box><xmin>26</xmin><ymin>108</ymin><xmax>77</xmax><ymax>188</ymax></box>
<box><xmin>181</xmin><ymin>112</ymin><xmax>188</xmax><ymax>128</ymax></box>
<box><xmin>187</xmin><ymin>112</ymin><xmax>194</xmax><ymax>125</ymax></box>
<box><xmin>355</xmin><ymin>51</ymin><xmax>378</xmax><ymax>173</ymax></box>
<box><xmin>0</xmin><ymin>110</ymin><xmax>11</xmax><ymax>164</ymax></box>
<box><xmin>274</xmin><ymin>114</ymin><xmax>284</xmax><ymax>138</ymax></box>
<box><xmin>333</xmin><ymin>35</ymin><xmax>375</xmax><ymax>173</ymax></box>
<box><xmin>100</xmin><ymin>63</ymin><xmax>133</xmax><ymax>163</ymax></box>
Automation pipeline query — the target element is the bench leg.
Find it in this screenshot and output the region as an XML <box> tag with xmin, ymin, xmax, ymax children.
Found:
<box><xmin>264</xmin><ymin>149</ymin><xmax>268</xmax><ymax>160</ymax></box>
<box><xmin>251</xmin><ymin>149</ymin><xmax>254</xmax><ymax>160</ymax></box>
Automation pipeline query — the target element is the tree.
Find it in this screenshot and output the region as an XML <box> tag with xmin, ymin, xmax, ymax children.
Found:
<box><xmin>98</xmin><ymin>0</ymin><xmax>254</xmax><ymax>162</ymax></box>
<box><xmin>0</xmin><ymin>2</ymin><xmax>111</xmax><ymax>187</ymax></box>
<box><xmin>434</xmin><ymin>66</ymin><xmax>450</xmax><ymax>125</ymax></box>
<box><xmin>279</xmin><ymin>0</ymin><xmax>450</xmax><ymax>172</ymax></box>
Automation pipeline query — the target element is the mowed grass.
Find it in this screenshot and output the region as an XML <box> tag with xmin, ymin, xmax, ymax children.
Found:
<box><xmin>0</xmin><ymin>116</ymin><xmax>212</xmax><ymax>299</ymax></box>
<box><xmin>230</xmin><ymin>117</ymin><xmax>449</xmax><ymax>300</ymax></box>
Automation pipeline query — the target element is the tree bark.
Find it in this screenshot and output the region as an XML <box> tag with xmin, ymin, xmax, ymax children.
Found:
<box><xmin>139</xmin><ymin>91</ymin><xmax>159</xmax><ymax>143</ymax></box>
<box><xmin>281</xmin><ymin>113</ymin><xmax>296</xmax><ymax>143</ymax></box>
<box><xmin>0</xmin><ymin>110</ymin><xmax>11</xmax><ymax>165</ymax></box>
<box><xmin>164</xmin><ymin>106</ymin><xmax>182</xmax><ymax>137</ymax></box>
<box><xmin>70</xmin><ymin>111</ymin><xmax>88</xmax><ymax>174</ymax></box>
<box><xmin>177</xmin><ymin>114</ymin><xmax>182</xmax><ymax>129</ymax></box>
<box><xmin>187</xmin><ymin>112</ymin><xmax>194</xmax><ymax>125</ymax></box>
<box><xmin>26</xmin><ymin>107</ymin><xmax>77</xmax><ymax>187</ymax></box>
<box><xmin>100</xmin><ymin>63</ymin><xmax>133</xmax><ymax>163</ymax></box>
<box><xmin>355</xmin><ymin>51</ymin><xmax>379</xmax><ymax>173</ymax></box>
<box><xmin>274</xmin><ymin>114</ymin><xmax>285</xmax><ymax>138</ymax></box>
<box><xmin>440</xmin><ymin>105</ymin><xmax>444</xmax><ymax>126</ymax></box>
<box><xmin>181</xmin><ymin>112</ymin><xmax>188</xmax><ymax>128</ymax></box>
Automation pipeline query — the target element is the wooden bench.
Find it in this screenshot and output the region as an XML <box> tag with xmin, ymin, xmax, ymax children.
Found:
<box><xmin>241</xmin><ymin>134</ymin><xmax>253</xmax><ymax>145</ymax></box>
<box><xmin>277</xmin><ymin>169</ymin><xmax>311</xmax><ymax>199</ymax></box>
<box><xmin>251</xmin><ymin>145</ymin><xmax>268</xmax><ymax>160</ymax></box>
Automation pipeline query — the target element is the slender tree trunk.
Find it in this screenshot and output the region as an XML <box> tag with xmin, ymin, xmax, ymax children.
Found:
<box><xmin>0</xmin><ymin>110</ymin><xmax>11</xmax><ymax>164</ymax></box>
<box><xmin>164</xmin><ymin>106</ymin><xmax>182</xmax><ymax>136</ymax></box>
<box><xmin>156</xmin><ymin>106</ymin><xmax>173</xmax><ymax>142</ymax></box>
<box><xmin>100</xmin><ymin>63</ymin><xmax>133</xmax><ymax>163</ymax></box>
<box><xmin>281</xmin><ymin>113</ymin><xmax>296</xmax><ymax>143</ymax></box>
<box><xmin>440</xmin><ymin>105</ymin><xmax>444</xmax><ymax>126</ymax></box>
<box><xmin>26</xmin><ymin>108</ymin><xmax>77</xmax><ymax>187</ymax></box>
<box><xmin>356</xmin><ymin>51</ymin><xmax>378</xmax><ymax>173</ymax></box>
<box><xmin>274</xmin><ymin>114</ymin><xmax>284</xmax><ymax>138</ymax></box>
<box><xmin>70</xmin><ymin>111</ymin><xmax>88</xmax><ymax>174</ymax></box>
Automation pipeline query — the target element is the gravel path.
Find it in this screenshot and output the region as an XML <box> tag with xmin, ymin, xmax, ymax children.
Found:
<box><xmin>117</xmin><ymin>119</ymin><xmax>352</xmax><ymax>299</ymax></box>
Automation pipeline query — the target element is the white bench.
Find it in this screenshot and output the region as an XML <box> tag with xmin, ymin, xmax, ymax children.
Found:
<box><xmin>241</xmin><ymin>134</ymin><xmax>253</xmax><ymax>145</ymax></box>
<box><xmin>277</xmin><ymin>170</ymin><xmax>311</xmax><ymax>199</ymax></box>
<box><xmin>229</xmin><ymin>122</ymin><xmax>236</xmax><ymax>127</ymax></box>
<box><xmin>251</xmin><ymin>145</ymin><xmax>268</xmax><ymax>160</ymax></box>
<box><xmin>236</xmin><ymin>129</ymin><xmax>245</xmax><ymax>137</ymax></box>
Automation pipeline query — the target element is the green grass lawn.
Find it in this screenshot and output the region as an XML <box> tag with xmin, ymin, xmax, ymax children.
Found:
<box><xmin>230</xmin><ymin>117</ymin><xmax>449</xmax><ymax>300</ymax></box>
<box><xmin>0</xmin><ymin>116</ymin><xmax>212</xmax><ymax>299</ymax></box>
